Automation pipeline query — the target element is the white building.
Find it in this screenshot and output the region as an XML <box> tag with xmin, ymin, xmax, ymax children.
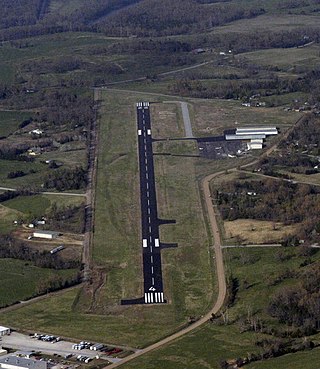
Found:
<box><xmin>225</xmin><ymin>134</ymin><xmax>266</xmax><ymax>140</ymax></box>
<box><xmin>32</xmin><ymin>230</ymin><xmax>60</xmax><ymax>240</ymax></box>
<box><xmin>0</xmin><ymin>327</ymin><xmax>10</xmax><ymax>336</ymax></box>
<box><xmin>236</xmin><ymin>127</ymin><xmax>278</xmax><ymax>135</ymax></box>
<box><xmin>247</xmin><ymin>142</ymin><xmax>263</xmax><ymax>150</ymax></box>
<box><xmin>0</xmin><ymin>356</ymin><xmax>47</xmax><ymax>369</ymax></box>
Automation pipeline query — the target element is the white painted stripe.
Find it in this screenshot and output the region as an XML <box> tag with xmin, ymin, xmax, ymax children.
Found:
<box><xmin>150</xmin><ymin>255</ymin><xmax>153</xmax><ymax>263</ymax></box>
<box><xmin>155</xmin><ymin>293</ymin><xmax>158</xmax><ymax>302</ymax></box>
<box><xmin>150</xmin><ymin>293</ymin><xmax>153</xmax><ymax>303</ymax></box>
<box><xmin>144</xmin><ymin>293</ymin><xmax>148</xmax><ymax>303</ymax></box>
<box><xmin>138</xmin><ymin>129</ymin><xmax>142</xmax><ymax>136</ymax></box>
<box><xmin>147</xmin><ymin>200</ymin><xmax>150</xmax><ymax>206</ymax></box>
<box><xmin>155</xmin><ymin>238</ymin><xmax>160</xmax><ymax>247</ymax></box>
<box><xmin>146</xmin><ymin>183</ymin><xmax>149</xmax><ymax>190</ymax></box>
<box><xmin>145</xmin><ymin>158</ymin><xmax>147</xmax><ymax>164</ymax></box>
<box><xmin>149</xmin><ymin>226</ymin><xmax>152</xmax><ymax>233</ymax></box>
<box><xmin>146</xmin><ymin>173</ymin><xmax>148</xmax><ymax>179</ymax></box>
<box><xmin>148</xmin><ymin>216</ymin><xmax>151</xmax><ymax>223</ymax></box>
<box><xmin>158</xmin><ymin>293</ymin><xmax>161</xmax><ymax>302</ymax></box>
<box><xmin>147</xmin><ymin>129</ymin><xmax>151</xmax><ymax>135</ymax></box>
<box><xmin>151</xmin><ymin>266</ymin><xmax>154</xmax><ymax>274</ymax></box>
<box><xmin>147</xmin><ymin>191</ymin><xmax>149</xmax><ymax>198</ymax></box>
<box><xmin>152</xmin><ymin>277</ymin><xmax>155</xmax><ymax>285</ymax></box>
<box><xmin>161</xmin><ymin>293</ymin><xmax>164</xmax><ymax>302</ymax></box>
<box><xmin>147</xmin><ymin>293</ymin><xmax>150</xmax><ymax>303</ymax></box>
<box><xmin>149</xmin><ymin>236</ymin><xmax>152</xmax><ymax>242</ymax></box>
<box><xmin>148</xmin><ymin>208</ymin><xmax>150</xmax><ymax>215</ymax></box>
<box><xmin>143</xmin><ymin>239</ymin><xmax>148</xmax><ymax>248</ymax></box>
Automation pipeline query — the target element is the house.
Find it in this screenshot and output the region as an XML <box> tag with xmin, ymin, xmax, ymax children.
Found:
<box><xmin>0</xmin><ymin>327</ymin><xmax>10</xmax><ymax>336</ymax></box>
<box><xmin>29</xmin><ymin>129</ymin><xmax>43</xmax><ymax>135</ymax></box>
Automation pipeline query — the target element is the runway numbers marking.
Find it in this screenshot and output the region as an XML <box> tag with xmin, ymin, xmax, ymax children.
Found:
<box><xmin>138</xmin><ymin>129</ymin><xmax>142</xmax><ymax>136</ymax></box>
<box><xmin>142</xmin><ymin>239</ymin><xmax>148</xmax><ymax>248</ymax></box>
<box><xmin>147</xmin><ymin>129</ymin><xmax>151</xmax><ymax>135</ymax></box>
<box><xmin>155</xmin><ymin>238</ymin><xmax>160</xmax><ymax>247</ymax></box>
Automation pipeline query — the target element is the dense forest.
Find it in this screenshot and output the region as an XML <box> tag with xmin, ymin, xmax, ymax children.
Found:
<box><xmin>1</xmin><ymin>0</ymin><xmax>320</xmax><ymax>40</ymax></box>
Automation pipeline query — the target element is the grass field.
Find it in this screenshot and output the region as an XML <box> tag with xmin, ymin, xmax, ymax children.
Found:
<box><xmin>0</xmin><ymin>258</ymin><xmax>78</xmax><ymax>308</ymax></box>
<box><xmin>3</xmin><ymin>195</ymin><xmax>51</xmax><ymax>217</ymax></box>
<box><xmin>239</xmin><ymin>44</ymin><xmax>320</xmax><ymax>71</ymax></box>
<box><xmin>0</xmin><ymin>204</ymin><xmax>23</xmax><ymax>234</ymax></box>
<box><xmin>0</xmin><ymin>111</ymin><xmax>31</xmax><ymax>137</ymax></box>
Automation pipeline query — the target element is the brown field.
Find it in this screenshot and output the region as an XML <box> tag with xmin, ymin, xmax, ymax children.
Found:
<box><xmin>190</xmin><ymin>99</ymin><xmax>300</xmax><ymax>137</ymax></box>
<box><xmin>151</xmin><ymin>102</ymin><xmax>184</xmax><ymax>138</ymax></box>
<box><xmin>223</xmin><ymin>219</ymin><xmax>298</xmax><ymax>245</ymax></box>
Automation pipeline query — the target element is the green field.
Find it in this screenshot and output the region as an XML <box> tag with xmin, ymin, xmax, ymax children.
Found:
<box><xmin>239</xmin><ymin>44</ymin><xmax>320</xmax><ymax>71</ymax></box>
<box><xmin>0</xmin><ymin>110</ymin><xmax>32</xmax><ymax>137</ymax></box>
<box><xmin>0</xmin><ymin>258</ymin><xmax>78</xmax><ymax>308</ymax></box>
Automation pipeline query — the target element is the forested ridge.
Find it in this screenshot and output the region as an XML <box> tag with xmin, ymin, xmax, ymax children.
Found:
<box><xmin>1</xmin><ymin>0</ymin><xmax>320</xmax><ymax>40</ymax></box>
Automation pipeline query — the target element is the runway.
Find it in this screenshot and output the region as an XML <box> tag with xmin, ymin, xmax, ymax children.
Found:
<box><xmin>121</xmin><ymin>101</ymin><xmax>177</xmax><ymax>306</ymax></box>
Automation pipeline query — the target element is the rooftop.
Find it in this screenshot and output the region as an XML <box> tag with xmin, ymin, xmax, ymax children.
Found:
<box><xmin>0</xmin><ymin>356</ymin><xmax>47</xmax><ymax>369</ymax></box>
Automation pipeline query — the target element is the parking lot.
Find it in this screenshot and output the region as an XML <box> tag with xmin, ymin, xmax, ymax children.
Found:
<box><xmin>0</xmin><ymin>332</ymin><xmax>123</xmax><ymax>364</ymax></box>
<box><xmin>198</xmin><ymin>139</ymin><xmax>247</xmax><ymax>159</ymax></box>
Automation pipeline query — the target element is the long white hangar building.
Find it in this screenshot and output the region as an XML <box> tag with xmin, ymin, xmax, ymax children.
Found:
<box><xmin>225</xmin><ymin>126</ymin><xmax>278</xmax><ymax>149</ymax></box>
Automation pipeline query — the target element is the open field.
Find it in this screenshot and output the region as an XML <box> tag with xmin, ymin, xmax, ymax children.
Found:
<box><xmin>223</xmin><ymin>219</ymin><xmax>298</xmax><ymax>245</ymax></box>
<box><xmin>3</xmin><ymin>195</ymin><xmax>51</xmax><ymax>217</ymax></box>
<box><xmin>213</xmin><ymin>14</ymin><xmax>320</xmax><ymax>34</ymax></box>
<box><xmin>239</xmin><ymin>43</ymin><xmax>320</xmax><ymax>70</ymax></box>
<box><xmin>0</xmin><ymin>110</ymin><xmax>32</xmax><ymax>137</ymax></box>
<box><xmin>0</xmin><ymin>258</ymin><xmax>78</xmax><ymax>308</ymax></box>
<box><xmin>190</xmin><ymin>99</ymin><xmax>301</xmax><ymax>137</ymax></box>
<box><xmin>0</xmin><ymin>204</ymin><xmax>23</xmax><ymax>234</ymax></box>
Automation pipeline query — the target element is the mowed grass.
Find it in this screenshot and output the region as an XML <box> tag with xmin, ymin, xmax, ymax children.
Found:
<box><xmin>212</xmin><ymin>14</ymin><xmax>320</xmax><ymax>34</ymax></box>
<box><xmin>0</xmin><ymin>258</ymin><xmax>77</xmax><ymax>307</ymax></box>
<box><xmin>239</xmin><ymin>44</ymin><xmax>320</xmax><ymax>70</ymax></box>
<box><xmin>0</xmin><ymin>110</ymin><xmax>32</xmax><ymax>137</ymax></box>
<box><xmin>0</xmin><ymin>204</ymin><xmax>23</xmax><ymax>234</ymax></box>
<box><xmin>3</xmin><ymin>195</ymin><xmax>51</xmax><ymax>218</ymax></box>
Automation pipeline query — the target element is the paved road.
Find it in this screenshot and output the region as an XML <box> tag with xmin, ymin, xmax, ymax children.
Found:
<box><xmin>0</xmin><ymin>187</ymin><xmax>86</xmax><ymax>197</ymax></box>
<box><xmin>180</xmin><ymin>102</ymin><xmax>194</xmax><ymax>138</ymax></box>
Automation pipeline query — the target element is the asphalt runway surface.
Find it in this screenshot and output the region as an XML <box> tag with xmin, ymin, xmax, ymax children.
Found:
<box><xmin>122</xmin><ymin>102</ymin><xmax>177</xmax><ymax>305</ymax></box>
